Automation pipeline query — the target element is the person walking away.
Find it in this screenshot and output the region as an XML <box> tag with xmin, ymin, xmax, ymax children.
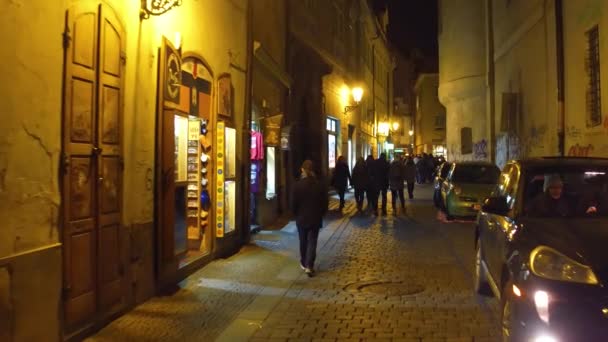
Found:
<box><xmin>365</xmin><ymin>154</ymin><xmax>378</xmax><ymax>215</ymax></box>
<box><xmin>389</xmin><ymin>157</ymin><xmax>406</xmax><ymax>213</ymax></box>
<box><xmin>291</xmin><ymin>160</ymin><xmax>328</xmax><ymax>277</ymax></box>
<box><xmin>374</xmin><ymin>153</ymin><xmax>390</xmax><ymax>215</ymax></box>
<box><xmin>351</xmin><ymin>157</ymin><xmax>369</xmax><ymax>212</ymax></box>
<box><xmin>404</xmin><ymin>157</ymin><xmax>417</xmax><ymax>199</ymax></box>
<box><xmin>414</xmin><ymin>155</ymin><xmax>422</xmax><ymax>184</ymax></box>
<box><xmin>331</xmin><ymin>156</ymin><xmax>351</xmax><ymax>211</ymax></box>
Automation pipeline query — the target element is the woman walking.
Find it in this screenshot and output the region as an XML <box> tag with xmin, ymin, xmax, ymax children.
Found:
<box><xmin>291</xmin><ymin>160</ymin><xmax>328</xmax><ymax>277</ymax></box>
<box><xmin>351</xmin><ymin>157</ymin><xmax>369</xmax><ymax>212</ymax></box>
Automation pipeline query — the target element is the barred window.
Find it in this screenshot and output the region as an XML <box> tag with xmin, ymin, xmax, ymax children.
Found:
<box><xmin>586</xmin><ymin>25</ymin><xmax>601</xmax><ymax>127</ymax></box>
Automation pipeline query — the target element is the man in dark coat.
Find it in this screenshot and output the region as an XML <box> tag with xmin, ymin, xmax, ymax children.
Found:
<box><xmin>351</xmin><ymin>157</ymin><xmax>369</xmax><ymax>212</ymax></box>
<box><xmin>291</xmin><ymin>160</ymin><xmax>328</xmax><ymax>276</ymax></box>
<box><xmin>374</xmin><ymin>153</ymin><xmax>390</xmax><ymax>215</ymax></box>
<box><xmin>332</xmin><ymin>155</ymin><xmax>352</xmax><ymax>211</ymax></box>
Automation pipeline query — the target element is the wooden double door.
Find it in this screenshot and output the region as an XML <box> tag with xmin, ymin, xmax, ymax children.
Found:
<box><xmin>61</xmin><ymin>2</ymin><xmax>125</xmax><ymax>335</ymax></box>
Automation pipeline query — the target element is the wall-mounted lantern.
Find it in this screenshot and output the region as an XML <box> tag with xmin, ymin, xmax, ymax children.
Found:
<box><xmin>343</xmin><ymin>86</ymin><xmax>364</xmax><ymax>115</ymax></box>
<box><xmin>141</xmin><ymin>0</ymin><xmax>182</xmax><ymax>19</ymax></box>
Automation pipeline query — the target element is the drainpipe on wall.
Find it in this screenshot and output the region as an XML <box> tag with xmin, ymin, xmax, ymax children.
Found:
<box><xmin>486</xmin><ymin>0</ymin><xmax>496</xmax><ymax>163</ymax></box>
<box><xmin>555</xmin><ymin>0</ymin><xmax>565</xmax><ymax>156</ymax></box>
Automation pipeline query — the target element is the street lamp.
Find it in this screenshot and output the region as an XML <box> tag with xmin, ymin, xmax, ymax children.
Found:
<box><xmin>409</xmin><ymin>130</ymin><xmax>414</xmax><ymax>137</ymax></box>
<box><xmin>391</xmin><ymin>121</ymin><xmax>400</xmax><ymax>131</ymax></box>
<box><xmin>344</xmin><ymin>87</ymin><xmax>364</xmax><ymax>115</ymax></box>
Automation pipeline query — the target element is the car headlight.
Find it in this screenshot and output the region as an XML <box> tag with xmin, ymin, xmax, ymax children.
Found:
<box><xmin>530</xmin><ymin>246</ymin><xmax>599</xmax><ymax>285</ymax></box>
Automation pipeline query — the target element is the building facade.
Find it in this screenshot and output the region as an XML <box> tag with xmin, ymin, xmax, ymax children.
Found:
<box><xmin>287</xmin><ymin>0</ymin><xmax>395</xmax><ymax>178</ymax></box>
<box><xmin>0</xmin><ymin>1</ymin><xmax>250</xmax><ymax>340</ymax></box>
<box><xmin>250</xmin><ymin>0</ymin><xmax>291</xmax><ymax>228</ymax></box>
<box><xmin>414</xmin><ymin>74</ymin><xmax>447</xmax><ymax>156</ymax></box>
<box><xmin>439</xmin><ymin>0</ymin><xmax>608</xmax><ymax>166</ymax></box>
<box><xmin>437</xmin><ymin>0</ymin><xmax>490</xmax><ymax>162</ymax></box>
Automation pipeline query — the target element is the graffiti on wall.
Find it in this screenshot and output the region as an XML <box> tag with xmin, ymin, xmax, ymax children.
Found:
<box><xmin>566</xmin><ymin>125</ymin><xmax>583</xmax><ymax>139</ymax></box>
<box><xmin>473</xmin><ymin>139</ymin><xmax>488</xmax><ymax>160</ymax></box>
<box><xmin>567</xmin><ymin>143</ymin><xmax>594</xmax><ymax>157</ymax></box>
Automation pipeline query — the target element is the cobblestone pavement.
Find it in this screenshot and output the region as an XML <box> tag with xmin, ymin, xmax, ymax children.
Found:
<box><xmin>87</xmin><ymin>185</ymin><xmax>500</xmax><ymax>342</ymax></box>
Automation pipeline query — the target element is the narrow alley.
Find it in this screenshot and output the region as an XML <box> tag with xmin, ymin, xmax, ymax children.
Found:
<box><xmin>87</xmin><ymin>185</ymin><xmax>500</xmax><ymax>341</ymax></box>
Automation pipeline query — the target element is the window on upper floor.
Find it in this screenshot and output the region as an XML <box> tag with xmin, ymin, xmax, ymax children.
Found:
<box><xmin>434</xmin><ymin>115</ymin><xmax>446</xmax><ymax>130</ymax></box>
<box><xmin>586</xmin><ymin>25</ymin><xmax>602</xmax><ymax>127</ymax></box>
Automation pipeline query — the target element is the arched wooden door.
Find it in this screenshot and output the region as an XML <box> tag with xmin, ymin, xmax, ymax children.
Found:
<box><xmin>61</xmin><ymin>2</ymin><xmax>125</xmax><ymax>335</ymax></box>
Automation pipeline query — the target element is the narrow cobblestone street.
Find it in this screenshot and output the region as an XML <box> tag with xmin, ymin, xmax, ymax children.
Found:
<box><xmin>87</xmin><ymin>185</ymin><xmax>500</xmax><ymax>342</ymax></box>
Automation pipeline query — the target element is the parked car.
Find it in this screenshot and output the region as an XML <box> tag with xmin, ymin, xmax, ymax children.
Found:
<box><xmin>440</xmin><ymin>161</ymin><xmax>500</xmax><ymax>219</ymax></box>
<box><xmin>475</xmin><ymin>157</ymin><xmax>608</xmax><ymax>341</ymax></box>
<box><xmin>433</xmin><ymin>161</ymin><xmax>452</xmax><ymax>208</ymax></box>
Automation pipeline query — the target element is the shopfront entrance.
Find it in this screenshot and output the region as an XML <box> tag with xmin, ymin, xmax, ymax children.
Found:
<box><xmin>156</xmin><ymin>47</ymin><xmax>219</xmax><ymax>281</ymax></box>
<box><xmin>61</xmin><ymin>2</ymin><xmax>126</xmax><ymax>336</ymax></box>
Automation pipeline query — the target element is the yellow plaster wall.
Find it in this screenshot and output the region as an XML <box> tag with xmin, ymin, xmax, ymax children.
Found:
<box><xmin>563</xmin><ymin>0</ymin><xmax>608</xmax><ymax>157</ymax></box>
<box><xmin>0</xmin><ymin>0</ymin><xmax>248</xmax><ymax>340</ymax></box>
<box><xmin>492</xmin><ymin>0</ymin><xmax>558</xmax><ymax>164</ymax></box>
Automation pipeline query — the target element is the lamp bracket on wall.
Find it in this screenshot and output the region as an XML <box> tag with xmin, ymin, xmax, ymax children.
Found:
<box><xmin>343</xmin><ymin>105</ymin><xmax>359</xmax><ymax>115</ymax></box>
<box><xmin>141</xmin><ymin>0</ymin><xmax>182</xmax><ymax>20</ymax></box>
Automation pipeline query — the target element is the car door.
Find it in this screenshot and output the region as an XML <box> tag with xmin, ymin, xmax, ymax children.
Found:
<box><xmin>492</xmin><ymin>164</ymin><xmax>521</xmax><ymax>282</ymax></box>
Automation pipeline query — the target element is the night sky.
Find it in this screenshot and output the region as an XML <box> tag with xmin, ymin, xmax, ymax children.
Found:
<box><xmin>374</xmin><ymin>0</ymin><xmax>438</xmax><ymax>69</ymax></box>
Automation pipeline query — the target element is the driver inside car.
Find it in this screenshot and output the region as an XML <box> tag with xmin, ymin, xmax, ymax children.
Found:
<box><xmin>526</xmin><ymin>174</ymin><xmax>572</xmax><ymax>217</ymax></box>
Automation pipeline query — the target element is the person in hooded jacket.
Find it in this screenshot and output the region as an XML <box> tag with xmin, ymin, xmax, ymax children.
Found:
<box><xmin>351</xmin><ymin>157</ymin><xmax>369</xmax><ymax>212</ymax></box>
<box><xmin>389</xmin><ymin>157</ymin><xmax>406</xmax><ymax>213</ymax></box>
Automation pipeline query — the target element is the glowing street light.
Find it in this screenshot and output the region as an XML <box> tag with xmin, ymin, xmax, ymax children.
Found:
<box><xmin>344</xmin><ymin>86</ymin><xmax>364</xmax><ymax>115</ymax></box>
<box><xmin>352</xmin><ymin>87</ymin><xmax>363</xmax><ymax>104</ymax></box>
<box><xmin>391</xmin><ymin>121</ymin><xmax>400</xmax><ymax>131</ymax></box>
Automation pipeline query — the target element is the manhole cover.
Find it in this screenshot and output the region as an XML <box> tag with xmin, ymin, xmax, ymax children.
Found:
<box><xmin>344</xmin><ymin>281</ymin><xmax>425</xmax><ymax>296</ymax></box>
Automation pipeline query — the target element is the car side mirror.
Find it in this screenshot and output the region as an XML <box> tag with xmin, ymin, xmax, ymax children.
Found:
<box><xmin>482</xmin><ymin>196</ymin><xmax>510</xmax><ymax>215</ymax></box>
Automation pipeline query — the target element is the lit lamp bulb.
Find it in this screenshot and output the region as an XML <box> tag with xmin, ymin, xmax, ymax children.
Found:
<box><xmin>409</xmin><ymin>130</ymin><xmax>414</xmax><ymax>136</ymax></box>
<box><xmin>392</xmin><ymin>121</ymin><xmax>399</xmax><ymax>131</ymax></box>
<box><xmin>352</xmin><ymin>87</ymin><xmax>363</xmax><ymax>104</ymax></box>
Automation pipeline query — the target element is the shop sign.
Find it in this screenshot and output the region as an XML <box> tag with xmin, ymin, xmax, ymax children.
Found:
<box><xmin>263</xmin><ymin>114</ymin><xmax>283</xmax><ymax>146</ymax></box>
<box><xmin>161</xmin><ymin>37</ymin><xmax>181</xmax><ymax>108</ymax></box>
<box><xmin>216</xmin><ymin>121</ymin><xmax>225</xmax><ymax>238</ymax></box>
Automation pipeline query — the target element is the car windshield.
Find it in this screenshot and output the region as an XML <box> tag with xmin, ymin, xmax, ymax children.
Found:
<box><xmin>523</xmin><ymin>166</ymin><xmax>608</xmax><ymax>218</ymax></box>
<box><xmin>451</xmin><ymin>164</ymin><xmax>500</xmax><ymax>184</ymax></box>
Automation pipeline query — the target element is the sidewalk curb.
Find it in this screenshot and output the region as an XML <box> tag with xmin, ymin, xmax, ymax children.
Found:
<box><xmin>215</xmin><ymin>205</ymin><xmax>356</xmax><ymax>342</ymax></box>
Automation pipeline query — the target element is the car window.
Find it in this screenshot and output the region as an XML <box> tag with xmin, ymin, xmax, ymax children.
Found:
<box><xmin>523</xmin><ymin>166</ymin><xmax>608</xmax><ymax>217</ymax></box>
<box><xmin>504</xmin><ymin>165</ymin><xmax>520</xmax><ymax>209</ymax></box>
<box><xmin>494</xmin><ymin>165</ymin><xmax>512</xmax><ymax>197</ymax></box>
<box><xmin>451</xmin><ymin>164</ymin><xmax>501</xmax><ymax>184</ymax></box>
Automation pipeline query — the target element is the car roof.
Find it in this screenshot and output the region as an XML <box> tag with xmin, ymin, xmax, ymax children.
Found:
<box><xmin>511</xmin><ymin>157</ymin><xmax>608</xmax><ymax>169</ymax></box>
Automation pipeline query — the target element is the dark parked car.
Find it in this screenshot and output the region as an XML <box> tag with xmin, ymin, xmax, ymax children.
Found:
<box><xmin>475</xmin><ymin>157</ymin><xmax>608</xmax><ymax>341</ymax></box>
<box><xmin>433</xmin><ymin>161</ymin><xmax>452</xmax><ymax>208</ymax></box>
